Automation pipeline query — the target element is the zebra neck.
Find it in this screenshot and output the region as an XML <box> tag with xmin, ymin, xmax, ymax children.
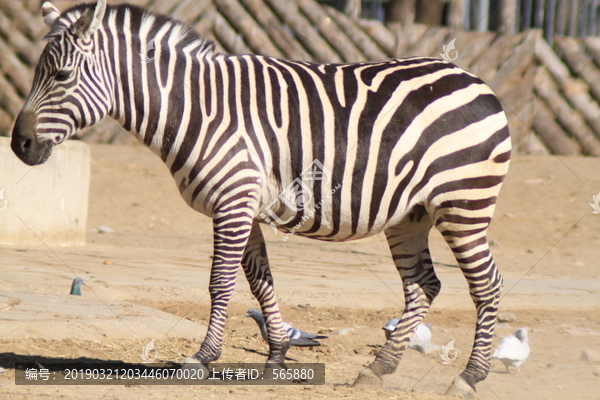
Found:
<box><xmin>103</xmin><ymin>9</ymin><xmax>215</xmax><ymax>162</ymax></box>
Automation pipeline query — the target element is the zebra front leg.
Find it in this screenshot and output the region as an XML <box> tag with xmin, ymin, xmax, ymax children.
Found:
<box><xmin>186</xmin><ymin>216</ymin><xmax>254</xmax><ymax>365</ymax></box>
<box><xmin>241</xmin><ymin>223</ymin><xmax>290</xmax><ymax>363</ymax></box>
<box><xmin>355</xmin><ymin>211</ymin><xmax>440</xmax><ymax>387</ymax></box>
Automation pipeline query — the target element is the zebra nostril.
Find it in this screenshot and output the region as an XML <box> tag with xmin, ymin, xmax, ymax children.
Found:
<box><xmin>55</xmin><ymin>136</ymin><xmax>61</xmax><ymax>142</ymax></box>
<box><xmin>23</xmin><ymin>139</ymin><xmax>32</xmax><ymax>149</ymax></box>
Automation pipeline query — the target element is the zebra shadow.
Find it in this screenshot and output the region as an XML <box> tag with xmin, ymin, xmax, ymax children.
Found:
<box><xmin>0</xmin><ymin>352</ymin><xmax>181</xmax><ymax>372</ymax></box>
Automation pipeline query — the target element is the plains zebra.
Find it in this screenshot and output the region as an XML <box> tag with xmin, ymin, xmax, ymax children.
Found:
<box><xmin>11</xmin><ymin>1</ymin><xmax>511</xmax><ymax>396</ymax></box>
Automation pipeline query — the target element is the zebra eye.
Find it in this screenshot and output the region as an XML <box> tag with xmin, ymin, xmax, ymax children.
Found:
<box><xmin>55</xmin><ymin>70</ymin><xmax>72</xmax><ymax>81</ymax></box>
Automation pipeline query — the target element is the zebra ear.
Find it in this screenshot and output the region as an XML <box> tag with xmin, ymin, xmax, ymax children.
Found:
<box><xmin>41</xmin><ymin>2</ymin><xmax>61</xmax><ymax>28</ymax></box>
<box><xmin>72</xmin><ymin>0</ymin><xmax>106</xmax><ymax>40</ymax></box>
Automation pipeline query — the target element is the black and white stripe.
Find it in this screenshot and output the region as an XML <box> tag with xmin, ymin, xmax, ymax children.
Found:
<box><xmin>12</xmin><ymin>1</ymin><xmax>511</xmax><ymax>395</ymax></box>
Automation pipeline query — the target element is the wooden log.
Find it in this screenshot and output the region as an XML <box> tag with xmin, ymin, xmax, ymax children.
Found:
<box><xmin>532</xmin><ymin>99</ymin><xmax>581</xmax><ymax>155</ymax></box>
<box><xmin>450</xmin><ymin>31</ymin><xmax>496</xmax><ymax>70</ymax></box>
<box><xmin>299</xmin><ymin>0</ymin><xmax>366</xmax><ymax>62</ymax></box>
<box><xmin>357</xmin><ymin>19</ymin><xmax>396</xmax><ymax>56</ymax></box>
<box><xmin>0</xmin><ymin>39</ymin><xmax>33</xmax><ymax>97</ymax></box>
<box><xmin>0</xmin><ymin>72</ymin><xmax>23</xmax><ymax>117</ymax></box>
<box><xmin>395</xmin><ymin>23</ymin><xmax>428</xmax><ymax>57</ymax></box>
<box><xmin>534</xmin><ymin>66</ymin><xmax>600</xmax><ymax>156</ymax></box>
<box><xmin>325</xmin><ymin>6</ymin><xmax>387</xmax><ymax>60</ymax></box>
<box><xmin>488</xmin><ymin>30</ymin><xmax>538</xmax><ymax>96</ymax></box>
<box><xmin>0</xmin><ymin>108</ymin><xmax>14</xmax><ymax>137</ymax></box>
<box><xmin>192</xmin><ymin>4</ymin><xmax>218</xmax><ymax>37</ymax></box>
<box><xmin>535</xmin><ymin>35</ymin><xmax>600</xmax><ymax>139</ymax></box>
<box><xmin>0</xmin><ymin>12</ymin><xmax>40</xmax><ymax>66</ymax></box>
<box><xmin>240</xmin><ymin>0</ymin><xmax>311</xmax><ymax>61</ymax></box>
<box><xmin>149</xmin><ymin>1</ymin><xmax>178</xmax><ymax>16</ymax></box>
<box><xmin>216</xmin><ymin>0</ymin><xmax>283</xmax><ymax>58</ymax></box>
<box><xmin>0</xmin><ymin>0</ymin><xmax>43</xmax><ymax>39</ymax></box>
<box><xmin>497</xmin><ymin>62</ymin><xmax>537</xmax><ymax>154</ymax></box>
<box><xmin>555</xmin><ymin>36</ymin><xmax>600</xmax><ymax>104</ymax></box>
<box><xmin>403</xmin><ymin>27</ymin><xmax>449</xmax><ymax>58</ymax></box>
<box><xmin>213</xmin><ymin>12</ymin><xmax>253</xmax><ymax>55</ymax></box>
<box><xmin>582</xmin><ymin>37</ymin><xmax>600</xmax><ymax>68</ymax></box>
<box><xmin>171</xmin><ymin>0</ymin><xmax>213</xmax><ymax>24</ymax></box>
<box><xmin>470</xmin><ymin>31</ymin><xmax>527</xmax><ymax>82</ymax></box>
<box><xmin>264</xmin><ymin>0</ymin><xmax>341</xmax><ymax>63</ymax></box>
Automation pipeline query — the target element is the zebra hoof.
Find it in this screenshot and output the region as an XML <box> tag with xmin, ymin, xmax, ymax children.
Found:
<box><xmin>445</xmin><ymin>376</ymin><xmax>476</xmax><ymax>399</ymax></box>
<box><xmin>182</xmin><ymin>357</ymin><xmax>210</xmax><ymax>379</ymax></box>
<box><xmin>353</xmin><ymin>367</ymin><xmax>383</xmax><ymax>388</ymax></box>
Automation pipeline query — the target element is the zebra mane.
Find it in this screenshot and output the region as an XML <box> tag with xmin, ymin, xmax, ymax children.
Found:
<box><xmin>44</xmin><ymin>2</ymin><xmax>215</xmax><ymax>56</ymax></box>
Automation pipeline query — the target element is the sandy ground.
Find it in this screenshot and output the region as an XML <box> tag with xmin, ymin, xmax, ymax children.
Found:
<box><xmin>1</xmin><ymin>144</ymin><xmax>599</xmax><ymax>399</ymax></box>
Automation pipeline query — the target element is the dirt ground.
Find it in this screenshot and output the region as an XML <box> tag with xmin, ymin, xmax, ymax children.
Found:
<box><xmin>1</xmin><ymin>144</ymin><xmax>599</xmax><ymax>400</ymax></box>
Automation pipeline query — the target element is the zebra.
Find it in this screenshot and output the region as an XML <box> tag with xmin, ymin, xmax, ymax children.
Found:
<box><xmin>11</xmin><ymin>1</ymin><xmax>511</xmax><ymax>397</ymax></box>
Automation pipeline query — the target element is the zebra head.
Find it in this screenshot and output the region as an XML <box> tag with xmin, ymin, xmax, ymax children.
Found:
<box><xmin>12</xmin><ymin>1</ymin><xmax>110</xmax><ymax>166</ymax></box>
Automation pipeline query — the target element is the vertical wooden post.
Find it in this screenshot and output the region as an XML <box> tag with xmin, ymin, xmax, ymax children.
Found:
<box><xmin>534</xmin><ymin>0</ymin><xmax>546</xmax><ymax>29</ymax></box>
<box><xmin>500</xmin><ymin>0</ymin><xmax>518</xmax><ymax>34</ymax></box>
<box><xmin>416</xmin><ymin>0</ymin><xmax>444</xmax><ymax>26</ymax></box>
<box><xmin>578</xmin><ymin>0</ymin><xmax>588</xmax><ymax>37</ymax></box>
<box><xmin>386</xmin><ymin>0</ymin><xmax>416</xmax><ymax>26</ymax></box>
<box><xmin>448</xmin><ymin>0</ymin><xmax>466</xmax><ymax>31</ymax></box>
<box><xmin>344</xmin><ymin>0</ymin><xmax>361</xmax><ymax>20</ymax></box>
<box><xmin>476</xmin><ymin>0</ymin><xmax>490</xmax><ymax>31</ymax></box>
<box><xmin>522</xmin><ymin>0</ymin><xmax>533</xmax><ymax>31</ymax></box>
<box><xmin>556</xmin><ymin>0</ymin><xmax>567</xmax><ymax>34</ymax></box>
<box><xmin>568</xmin><ymin>0</ymin><xmax>579</xmax><ymax>36</ymax></box>
<box><xmin>545</xmin><ymin>0</ymin><xmax>557</xmax><ymax>43</ymax></box>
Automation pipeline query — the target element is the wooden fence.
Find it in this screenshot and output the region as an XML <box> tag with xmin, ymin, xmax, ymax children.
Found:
<box><xmin>0</xmin><ymin>0</ymin><xmax>599</xmax><ymax>155</ymax></box>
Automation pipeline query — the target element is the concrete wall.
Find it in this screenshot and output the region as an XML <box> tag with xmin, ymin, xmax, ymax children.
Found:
<box><xmin>0</xmin><ymin>137</ymin><xmax>90</xmax><ymax>246</ymax></box>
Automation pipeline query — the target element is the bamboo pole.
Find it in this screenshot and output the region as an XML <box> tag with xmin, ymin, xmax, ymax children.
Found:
<box><xmin>534</xmin><ymin>66</ymin><xmax>600</xmax><ymax>156</ymax></box>
<box><xmin>299</xmin><ymin>0</ymin><xmax>367</xmax><ymax>62</ymax></box>
<box><xmin>216</xmin><ymin>0</ymin><xmax>283</xmax><ymax>58</ymax></box>
<box><xmin>264</xmin><ymin>0</ymin><xmax>342</xmax><ymax>63</ymax></box>
<box><xmin>532</xmin><ymin>99</ymin><xmax>581</xmax><ymax>155</ymax></box>
<box><xmin>240</xmin><ymin>0</ymin><xmax>311</xmax><ymax>61</ymax></box>
<box><xmin>325</xmin><ymin>6</ymin><xmax>387</xmax><ymax>60</ymax></box>
<box><xmin>535</xmin><ymin>35</ymin><xmax>600</xmax><ymax>139</ymax></box>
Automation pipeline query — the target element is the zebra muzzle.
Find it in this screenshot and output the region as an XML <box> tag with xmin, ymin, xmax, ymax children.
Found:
<box><xmin>11</xmin><ymin>110</ymin><xmax>53</xmax><ymax>166</ymax></box>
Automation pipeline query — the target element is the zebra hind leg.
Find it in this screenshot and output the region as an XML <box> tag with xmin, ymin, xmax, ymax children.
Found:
<box><xmin>241</xmin><ymin>223</ymin><xmax>291</xmax><ymax>363</ymax></box>
<box><xmin>435</xmin><ymin>202</ymin><xmax>503</xmax><ymax>399</ymax></box>
<box><xmin>355</xmin><ymin>206</ymin><xmax>440</xmax><ymax>387</ymax></box>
